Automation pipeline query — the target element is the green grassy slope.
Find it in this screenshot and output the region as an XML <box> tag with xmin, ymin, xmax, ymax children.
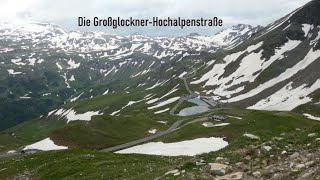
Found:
<box><xmin>159</xmin><ymin>109</ymin><xmax>318</xmax><ymax>143</ymax></box>
<box><xmin>0</xmin><ymin>135</ymin><xmax>27</xmax><ymax>153</ymax></box>
<box><xmin>293</xmin><ymin>89</ymin><xmax>320</xmax><ymax>116</ymax></box>
<box><xmin>1</xmin><ymin>80</ymin><xmax>188</xmax><ymax>151</ymax></box>
<box><xmin>1</xmin><ymin>109</ymin><xmax>319</xmax><ymax>179</ymax></box>
<box><xmin>0</xmin><ymin>150</ymin><xmax>189</xmax><ymax>179</ymax></box>
<box><xmin>50</xmin><ymin>110</ymin><xmax>178</xmax><ymax>149</ymax></box>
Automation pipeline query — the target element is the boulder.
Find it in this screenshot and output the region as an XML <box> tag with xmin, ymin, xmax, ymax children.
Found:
<box><xmin>243</xmin><ymin>133</ymin><xmax>260</xmax><ymax>140</ymax></box>
<box><xmin>305</xmin><ymin>161</ymin><xmax>314</xmax><ymax>167</ymax></box>
<box><xmin>290</xmin><ymin>152</ymin><xmax>300</xmax><ymax>159</ymax></box>
<box><xmin>252</xmin><ymin>171</ymin><xmax>262</xmax><ymax>178</ymax></box>
<box><xmin>208</xmin><ymin>163</ymin><xmax>229</xmax><ymax>176</ymax></box>
<box><xmin>165</xmin><ymin>169</ymin><xmax>179</xmax><ymax>175</ymax></box>
<box><xmin>308</xmin><ymin>133</ymin><xmax>318</xmax><ymax>137</ymax></box>
<box><xmin>281</xmin><ymin>150</ymin><xmax>287</xmax><ymax>155</ymax></box>
<box><xmin>295</xmin><ymin>164</ymin><xmax>305</xmax><ymax>170</ymax></box>
<box><xmin>272</xmin><ymin>137</ymin><xmax>284</xmax><ymax>141</ymax></box>
<box><xmin>262</xmin><ymin>146</ymin><xmax>272</xmax><ymax>152</ymax></box>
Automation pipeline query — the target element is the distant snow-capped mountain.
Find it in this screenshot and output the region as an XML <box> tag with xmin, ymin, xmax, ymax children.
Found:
<box><xmin>0</xmin><ymin>21</ymin><xmax>262</xmax><ymax>55</ymax></box>
<box><xmin>210</xmin><ymin>24</ymin><xmax>263</xmax><ymax>49</ymax></box>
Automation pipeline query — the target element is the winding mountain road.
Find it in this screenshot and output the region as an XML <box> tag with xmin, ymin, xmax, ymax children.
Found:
<box><xmin>101</xmin><ymin>119</ymin><xmax>185</xmax><ymax>152</ymax></box>
<box><xmin>2</xmin><ymin>66</ymin><xmax>218</xmax><ymax>156</ymax></box>
<box><xmin>102</xmin><ymin>67</ymin><xmax>201</xmax><ymax>152</ymax></box>
<box><xmin>170</xmin><ymin>67</ymin><xmax>199</xmax><ymax>115</ymax></box>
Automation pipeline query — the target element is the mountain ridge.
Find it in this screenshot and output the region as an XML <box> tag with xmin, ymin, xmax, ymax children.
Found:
<box><xmin>190</xmin><ymin>0</ymin><xmax>320</xmax><ymax>111</ymax></box>
<box><xmin>0</xmin><ymin>21</ymin><xmax>262</xmax><ymax>129</ymax></box>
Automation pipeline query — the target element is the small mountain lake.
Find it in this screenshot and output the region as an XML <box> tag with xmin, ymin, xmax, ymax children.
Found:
<box><xmin>178</xmin><ymin>98</ymin><xmax>210</xmax><ymax>116</ymax></box>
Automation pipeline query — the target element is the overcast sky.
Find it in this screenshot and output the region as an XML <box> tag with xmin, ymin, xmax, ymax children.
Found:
<box><xmin>0</xmin><ymin>0</ymin><xmax>311</xmax><ymax>36</ymax></box>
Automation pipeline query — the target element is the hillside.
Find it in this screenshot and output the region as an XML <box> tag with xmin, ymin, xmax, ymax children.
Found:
<box><xmin>190</xmin><ymin>0</ymin><xmax>320</xmax><ymax>112</ymax></box>
<box><xmin>0</xmin><ymin>0</ymin><xmax>320</xmax><ymax>179</ymax></box>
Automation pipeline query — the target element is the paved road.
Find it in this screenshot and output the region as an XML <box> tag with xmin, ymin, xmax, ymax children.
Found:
<box><xmin>169</xmin><ymin>94</ymin><xmax>197</xmax><ymax>116</ymax></box>
<box><xmin>176</xmin><ymin>117</ymin><xmax>209</xmax><ymax>130</ymax></box>
<box><xmin>202</xmin><ymin>98</ymin><xmax>219</xmax><ymax>107</ymax></box>
<box><xmin>170</xmin><ymin>67</ymin><xmax>199</xmax><ymax>115</ymax></box>
<box><xmin>183</xmin><ymin>66</ymin><xmax>197</xmax><ymax>94</ymax></box>
<box><xmin>101</xmin><ymin>119</ymin><xmax>185</xmax><ymax>152</ymax></box>
<box><xmin>169</xmin><ymin>97</ymin><xmax>186</xmax><ymax>116</ymax></box>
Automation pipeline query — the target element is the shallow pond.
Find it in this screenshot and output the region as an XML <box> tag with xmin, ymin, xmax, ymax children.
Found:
<box><xmin>178</xmin><ymin>98</ymin><xmax>210</xmax><ymax>116</ymax></box>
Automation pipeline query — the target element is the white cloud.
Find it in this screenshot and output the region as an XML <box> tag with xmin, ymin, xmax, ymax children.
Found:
<box><xmin>0</xmin><ymin>0</ymin><xmax>38</xmax><ymax>19</ymax></box>
<box><xmin>0</xmin><ymin>0</ymin><xmax>311</xmax><ymax>36</ymax></box>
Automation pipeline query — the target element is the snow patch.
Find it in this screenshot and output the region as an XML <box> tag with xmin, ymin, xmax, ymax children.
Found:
<box><xmin>148</xmin><ymin>129</ymin><xmax>157</xmax><ymax>134</ymax></box>
<box><xmin>243</xmin><ymin>133</ymin><xmax>260</xmax><ymax>140</ymax></box>
<box><xmin>227</xmin><ymin>115</ymin><xmax>243</xmax><ymax>120</ymax></box>
<box><xmin>56</xmin><ymin>62</ymin><xmax>63</xmax><ymax>70</ymax></box>
<box><xmin>147</xmin><ymin>97</ymin><xmax>180</xmax><ymax>110</ymax></box>
<box><xmin>154</xmin><ymin>108</ymin><xmax>170</xmax><ymax>114</ymax></box>
<box><xmin>8</xmin><ymin>69</ymin><xmax>22</xmax><ymax>75</ymax></box>
<box><xmin>178</xmin><ymin>71</ymin><xmax>188</xmax><ymax>78</ymax></box>
<box><xmin>213</xmin><ymin>123</ymin><xmax>230</xmax><ymax>127</ymax></box>
<box><xmin>69</xmin><ymin>75</ymin><xmax>75</xmax><ymax>81</ymax></box>
<box><xmin>227</xmin><ymin>46</ymin><xmax>320</xmax><ymax>103</ymax></box>
<box><xmin>147</xmin><ymin>84</ymin><xmax>179</xmax><ymax>104</ymax></box>
<box><xmin>70</xmin><ymin>92</ymin><xmax>84</xmax><ymax>102</ymax></box>
<box><xmin>191</xmin><ymin>42</ymin><xmax>263</xmax><ymax>85</ymax></box>
<box><xmin>110</xmin><ymin>110</ymin><xmax>120</xmax><ymax>116</ymax></box>
<box><xmin>103</xmin><ymin>89</ymin><xmax>109</xmax><ymax>95</ymax></box>
<box><xmin>116</xmin><ymin>137</ymin><xmax>228</xmax><ymax>156</ymax></box>
<box><xmin>302</xmin><ymin>24</ymin><xmax>313</xmax><ymax>37</ymax></box>
<box><xmin>146</xmin><ymin>82</ymin><xmax>161</xmax><ymax>90</ymax></box>
<box><xmin>23</xmin><ymin>138</ymin><xmax>68</xmax><ymax>151</ymax></box>
<box><xmin>157</xmin><ymin>121</ymin><xmax>167</xmax><ymax>124</ymax></box>
<box><xmin>67</xmin><ymin>59</ymin><xmax>80</xmax><ymax>69</ymax></box>
<box><xmin>248</xmin><ymin>80</ymin><xmax>320</xmax><ymax>111</ymax></box>
<box><xmin>202</xmin><ymin>122</ymin><xmax>215</xmax><ymax>127</ymax></box>
<box><xmin>304</xmin><ymin>113</ymin><xmax>320</xmax><ymax>121</ymax></box>
<box><xmin>54</xmin><ymin>108</ymin><xmax>102</xmax><ymax>123</ymax></box>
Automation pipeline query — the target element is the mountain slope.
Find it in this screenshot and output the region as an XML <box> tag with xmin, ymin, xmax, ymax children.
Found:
<box><xmin>191</xmin><ymin>0</ymin><xmax>320</xmax><ymax>111</ymax></box>
<box><xmin>0</xmin><ymin>21</ymin><xmax>261</xmax><ymax>130</ymax></box>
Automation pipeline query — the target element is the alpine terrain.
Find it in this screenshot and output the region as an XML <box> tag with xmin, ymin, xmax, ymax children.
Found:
<box><xmin>0</xmin><ymin>0</ymin><xmax>320</xmax><ymax>179</ymax></box>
